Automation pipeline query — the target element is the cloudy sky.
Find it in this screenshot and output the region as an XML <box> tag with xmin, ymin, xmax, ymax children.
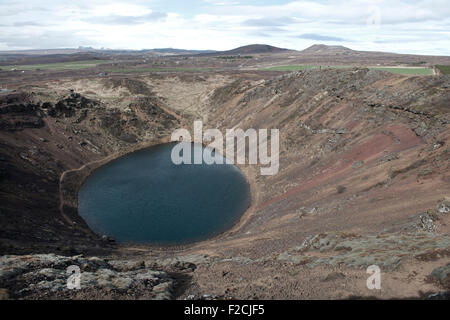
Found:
<box><xmin>0</xmin><ymin>0</ymin><xmax>449</xmax><ymax>55</ymax></box>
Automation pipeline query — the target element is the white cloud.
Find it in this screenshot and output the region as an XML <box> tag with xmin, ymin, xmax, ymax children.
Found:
<box><xmin>0</xmin><ymin>0</ymin><xmax>448</xmax><ymax>55</ymax></box>
<box><xmin>89</xmin><ymin>3</ymin><xmax>153</xmax><ymax>17</ymax></box>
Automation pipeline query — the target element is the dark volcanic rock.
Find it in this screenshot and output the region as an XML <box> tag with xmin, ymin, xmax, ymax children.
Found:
<box><xmin>429</xmin><ymin>263</ymin><xmax>450</xmax><ymax>288</ymax></box>
<box><xmin>0</xmin><ymin>93</ymin><xmax>45</xmax><ymax>131</ymax></box>
<box><xmin>47</xmin><ymin>92</ymin><xmax>100</xmax><ymax>118</ymax></box>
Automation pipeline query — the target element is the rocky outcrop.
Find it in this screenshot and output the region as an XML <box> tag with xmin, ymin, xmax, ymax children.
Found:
<box><xmin>429</xmin><ymin>263</ymin><xmax>450</xmax><ymax>289</ymax></box>
<box><xmin>98</xmin><ymin>96</ymin><xmax>177</xmax><ymax>143</ymax></box>
<box><xmin>437</xmin><ymin>198</ymin><xmax>450</xmax><ymax>214</ymax></box>
<box><xmin>47</xmin><ymin>92</ymin><xmax>100</xmax><ymax>118</ymax></box>
<box><xmin>0</xmin><ymin>254</ymin><xmax>175</xmax><ymax>299</ymax></box>
<box><xmin>0</xmin><ymin>93</ymin><xmax>44</xmax><ymax>131</ymax></box>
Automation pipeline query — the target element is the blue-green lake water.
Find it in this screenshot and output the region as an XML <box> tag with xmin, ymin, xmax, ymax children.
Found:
<box><xmin>78</xmin><ymin>142</ymin><xmax>250</xmax><ymax>244</ymax></box>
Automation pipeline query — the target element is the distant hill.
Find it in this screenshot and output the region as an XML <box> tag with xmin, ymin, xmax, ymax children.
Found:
<box><xmin>301</xmin><ymin>44</ymin><xmax>354</xmax><ymax>54</ymax></box>
<box><xmin>219</xmin><ymin>44</ymin><xmax>288</xmax><ymax>55</ymax></box>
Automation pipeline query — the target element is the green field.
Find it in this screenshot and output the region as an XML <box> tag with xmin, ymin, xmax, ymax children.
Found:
<box><xmin>436</xmin><ymin>65</ymin><xmax>450</xmax><ymax>75</ymax></box>
<box><xmin>111</xmin><ymin>67</ymin><xmax>214</xmax><ymax>73</ymax></box>
<box><xmin>3</xmin><ymin>60</ymin><xmax>111</xmax><ymax>71</ymax></box>
<box><xmin>261</xmin><ymin>65</ymin><xmax>433</xmax><ymax>75</ymax></box>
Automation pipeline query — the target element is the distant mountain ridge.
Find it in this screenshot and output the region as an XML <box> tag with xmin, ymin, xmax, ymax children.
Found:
<box><xmin>144</xmin><ymin>48</ymin><xmax>217</xmax><ymax>55</ymax></box>
<box><xmin>2</xmin><ymin>44</ymin><xmax>450</xmax><ymax>66</ymax></box>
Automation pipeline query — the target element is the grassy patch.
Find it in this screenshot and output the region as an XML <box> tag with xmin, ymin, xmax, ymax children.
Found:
<box><xmin>436</xmin><ymin>65</ymin><xmax>450</xmax><ymax>75</ymax></box>
<box><xmin>111</xmin><ymin>67</ymin><xmax>214</xmax><ymax>73</ymax></box>
<box><xmin>3</xmin><ymin>60</ymin><xmax>111</xmax><ymax>71</ymax></box>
